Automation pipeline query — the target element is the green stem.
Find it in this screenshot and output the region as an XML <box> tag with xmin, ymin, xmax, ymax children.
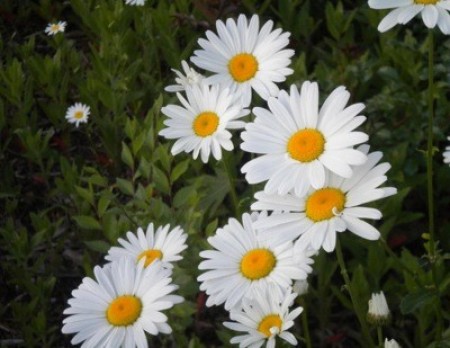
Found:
<box><xmin>299</xmin><ymin>298</ymin><xmax>312</xmax><ymax>348</ymax></box>
<box><xmin>335</xmin><ymin>239</ymin><xmax>375</xmax><ymax>347</ymax></box>
<box><xmin>377</xmin><ymin>326</ymin><xmax>383</xmax><ymax>348</ymax></box>
<box><xmin>222</xmin><ymin>154</ymin><xmax>239</xmax><ymax>216</ymax></box>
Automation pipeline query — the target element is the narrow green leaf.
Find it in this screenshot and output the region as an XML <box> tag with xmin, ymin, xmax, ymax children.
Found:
<box><xmin>73</xmin><ymin>215</ymin><xmax>102</xmax><ymax>230</ymax></box>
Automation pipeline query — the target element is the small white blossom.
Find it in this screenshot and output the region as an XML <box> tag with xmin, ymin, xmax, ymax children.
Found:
<box><xmin>368</xmin><ymin>291</ymin><xmax>390</xmax><ymax>325</ymax></box>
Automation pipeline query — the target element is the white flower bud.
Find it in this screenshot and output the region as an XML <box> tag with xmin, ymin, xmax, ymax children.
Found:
<box><xmin>384</xmin><ymin>338</ymin><xmax>401</xmax><ymax>348</ymax></box>
<box><xmin>367</xmin><ymin>291</ymin><xmax>390</xmax><ymax>325</ymax></box>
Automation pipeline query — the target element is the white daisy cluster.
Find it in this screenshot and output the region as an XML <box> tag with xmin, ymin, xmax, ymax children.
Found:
<box><xmin>62</xmin><ymin>223</ymin><xmax>187</xmax><ymax>347</ymax></box>
<box><xmin>158</xmin><ymin>13</ymin><xmax>398</xmax><ymax>348</ymax></box>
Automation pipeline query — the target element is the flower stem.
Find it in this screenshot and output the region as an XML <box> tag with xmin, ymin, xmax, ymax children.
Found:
<box><xmin>299</xmin><ymin>298</ymin><xmax>312</xmax><ymax>348</ymax></box>
<box><xmin>377</xmin><ymin>326</ymin><xmax>383</xmax><ymax>348</ymax></box>
<box><xmin>222</xmin><ymin>153</ymin><xmax>239</xmax><ymax>216</ymax></box>
<box><xmin>335</xmin><ymin>239</ymin><xmax>375</xmax><ymax>347</ymax></box>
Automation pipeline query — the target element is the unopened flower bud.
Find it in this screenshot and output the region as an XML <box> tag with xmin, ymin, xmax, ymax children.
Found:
<box><xmin>367</xmin><ymin>291</ymin><xmax>390</xmax><ymax>325</ymax></box>
<box><xmin>384</xmin><ymin>338</ymin><xmax>401</xmax><ymax>348</ymax></box>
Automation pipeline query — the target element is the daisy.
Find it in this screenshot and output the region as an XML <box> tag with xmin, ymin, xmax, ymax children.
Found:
<box><xmin>251</xmin><ymin>145</ymin><xmax>397</xmax><ymax>251</ymax></box>
<box><xmin>368</xmin><ymin>0</ymin><xmax>450</xmax><ymax>34</ymax></box>
<box><xmin>367</xmin><ymin>291</ymin><xmax>390</xmax><ymax>325</ymax></box>
<box><xmin>105</xmin><ymin>223</ymin><xmax>188</xmax><ymax>269</ymax></box>
<box><xmin>241</xmin><ymin>82</ymin><xmax>369</xmax><ymax>197</ymax></box>
<box><xmin>165</xmin><ymin>60</ymin><xmax>205</xmax><ymax>93</ymax></box>
<box><xmin>62</xmin><ymin>258</ymin><xmax>183</xmax><ymax>347</ymax></box>
<box><xmin>198</xmin><ymin>212</ymin><xmax>314</xmax><ymax>311</ymax></box>
<box><xmin>191</xmin><ymin>14</ymin><xmax>294</xmax><ymax>107</ymax></box>
<box><xmin>125</xmin><ymin>0</ymin><xmax>146</xmax><ymax>5</ymax></box>
<box><xmin>159</xmin><ymin>84</ymin><xmax>248</xmax><ymax>163</ymax></box>
<box><xmin>65</xmin><ymin>103</ymin><xmax>90</xmax><ymax>128</ymax></box>
<box><xmin>45</xmin><ymin>21</ymin><xmax>67</xmax><ymax>36</ymax></box>
<box><xmin>385</xmin><ymin>338</ymin><xmax>402</xmax><ymax>348</ymax></box>
<box><xmin>443</xmin><ymin>136</ymin><xmax>450</xmax><ymax>165</ymax></box>
<box><xmin>224</xmin><ymin>285</ymin><xmax>302</xmax><ymax>348</ymax></box>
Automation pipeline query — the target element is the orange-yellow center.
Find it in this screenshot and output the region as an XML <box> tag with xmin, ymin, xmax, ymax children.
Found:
<box><xmin>74</xmin><ymin>111</ymin><xmax>84</xmax><ymax>119</ymax></box>
<box><xmin>287</xmin><ymin>129</ymin><xmax>325</xmax><ymax>162</ymax></box>
<box><xmin>305</xmin><ymin>188</ymin><xmax>346</xmax><ymax>222</ymax></box>
<box><xmin>415</xmin><ymin>0</ymin><xmax>438</xmax><ymax>4</ymax></box>
<box><xmin>51</xmin><ymin>24</ymin><xmax>60</xmax><ymax>32</ymax></box>
<box><xmin>106</xmin><ymin>295</ymin><xmax>142</xmax><ymax>326</ymax></box>
<box><xmin>137</xmin><ymin>249</ymin><xmax>163</xmax><ymax>267</ymax></box>
<box><xmin>228</xmin><ymin>53</ymin><xmax>258</xmax><ymax>83</ymax></box>
<box><xmin>258</xmin><ymin>314</ymin><xmax>283</xmax><ymax>337</ymax></box>
<box><xmin>240</xmin><ymin>249</ymin><xmax>276</xmax><ymax>280</ymax></box>
<box><xmin>193</xmin><ymin>112</ymin><xmax>219</xmax><ymax>137</ymax></box>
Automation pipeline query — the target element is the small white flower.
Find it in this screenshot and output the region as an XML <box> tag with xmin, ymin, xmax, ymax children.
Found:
<box><xmin>106</xmin><ymin>223</ymin><xmax>188</xmax><ymax>269</ymax></box>
<box><xmin>125</xmin><ymin>0</ymin><xmax>146</xmax><ymax>5</ymax></box>
<box><xmin>191</xmin><ymin>14</ymin><xmax>294</xmax><ymax>107</ymax></box>
<box><xmin>368</xmin><ymin>0</ymin><xmax>450</xmax><ymax>34</ymax></box>
<box><xmin>160</xmin><ymin>84</ymin><xmax>248</xmax><ymax>163</ymax></box>
<box><xmin>385</xmin><ymin>338</ymin><xmax>402</xmax><ymax>348</ymax></box>
<box><xmin>165</xmin><ymin>60</ymin><xmax>205</xmax><ymax>93</ymax></box>
<box><xmin>443</xmin><ymin>136</ymin><xmax>450</xmax><ymax>165</ymax></box>
<box><xmin>368</xmin><ymin>291</ymin><xmax>391</xmax><ymax>325</ymax></box>
<box><xmin>65</xmin><ymin>103</ymin><xmax>90</xmax><ymax>128</ymax></box>
<box><xmin>224</xmin><ymin>285</ymin><xmax>302</xmax><ymax>348</ymax></box>
<box><xmin>45</xmin><ymin>21</ymin><xmax>67</xmax><ymax>36</ymax></box>
<box><xmin>62</xmin><ymin>258</ymin><xmax>183</xmax><ymax>347</ymax></box>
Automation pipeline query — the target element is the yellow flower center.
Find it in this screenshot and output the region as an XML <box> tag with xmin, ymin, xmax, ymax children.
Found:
<box><xmin>258</xmin><ymin>314</ymin><xmax>283</xmax><ymax>337</ymax></box>
<box><xmin>415</xmin><ymin>0</ymin><xmax>438</xmax><ymax>4</ymax></box>
<box><xmin>193</xmin><ymin>112</ymin><xmax>219</xmax><ymax>137</ymax></box>
<box><xmin>240</xmin><ymin>249</ymin><xmax>276</xmax><ymax>280</ymax></box>
<box><xmin>305</xmin><ymin>188</ymin><xmax>346</xmax><ymax>222</ymax></box>
<box><xmin>137</xmin><ymin>249</ymin><xmax>163</xmax><ymax>267</ymax></box>
<box><xmin>287</xmin><ymin>129</ymin><xmax>325</xmax><ymax>162</ymax></box>
<box><xmin>74</xmin><ymin>111</ymin><xmax>84</xmax><ymax>119</ymax></box>
<box><xmin>106</xmin><ymin>295</ymin><xmax>142</xmax><ymax>327</ymax></box>
<box><xmin>228</xmin><ymin>53</ymin><xmax>258</xmax><ymax>83</ymax></box>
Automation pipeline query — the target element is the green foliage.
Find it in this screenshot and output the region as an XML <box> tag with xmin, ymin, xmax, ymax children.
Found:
<box><xmin>0</xmin><ymin>0</ymin><xmax>449</xmax><ymax>347</ymax></box>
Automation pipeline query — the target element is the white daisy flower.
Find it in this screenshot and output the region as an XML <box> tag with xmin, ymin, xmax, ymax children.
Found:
<box><xmin>443</xmin><ymin>136</ymin><xmax>450</xmax><ymax>165</ymax></box>
<box><xmin>368</xmin><ymin>0</ymin><xmax>450</xmax><ymax>34</ymax></box>
<box><xmin>165</xmin><ymin>60</ymin><xmax>205</xmax><ymax>93</ymax></box>
<box><xmin>198</xmin><ymin>212</ymin><xmax>314</xmax><ymax>311</ymax></box>
<box><xmin>385</xmin><ymin>338</ymin><xmax>402</xmax><ymax>348</ymax></box>
<box><xmin>251</xmin><ymin>145</ymin><xmax>397</xmax><ymax>251</ymax></box>
<box><xmin>106</xmin><ymin>223</ymin><xmax>188</xmax><ymax>269</ymax></box>
<box><xmin>367</xmin><ymin>291</ymin><xmax>390</xmax><ymax>325</ymax></box>
<box><xmin>65</xmin><ymin>103</ymin><xmax>90</xmax><ymax>128</ymax></box>
<box><xmin>159</xmin><ymin>84</ymin><xmax>249</xmax><ymax>163</ymax></box>
<box><xmin>191</xmin><ymin>14</ymin><xmax>294</xmax><ymax>107</ymax></box>
<box><xmin>224</xmin><ymin>285</ymin><xmax>302</xmax><ymax>348</ymax></box>
<box><xmin>241</xmin><ymin>82</ymin><xmax>369</xmax><ymax>197</ymax></box>
<box><xmin>62</xmin><ymin>258</ymin><xmax>183</xmax><ymax>347</ymax></box>
<box><xmin>125</xmin><ymin>0</ymin><xmax>146</xmax><ymax>6</ymax></box>
<box><xmin>45</xmin><ymin>21</ymin><xmax>67</xmax><ymax>36</ymax></box>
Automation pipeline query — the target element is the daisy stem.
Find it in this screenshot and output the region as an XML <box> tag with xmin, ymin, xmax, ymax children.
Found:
<box><xmin>335</xmin><ymin>239</ymin><xmax>375</xmax><ymax>347</ymax></box>
<box><xmin>377</xmin><ymin>326</ymin><xmax>383</xmax><ymax>348</ymax></box>
<box><xmin>299</xmin><ymin>298</ymin><xmax>312</xmax><ymax>348</ymax></box>
<box><xmin>222</xmin><ymin>153</ymin><xmax>239</xmax><ymax>216</ymax></box>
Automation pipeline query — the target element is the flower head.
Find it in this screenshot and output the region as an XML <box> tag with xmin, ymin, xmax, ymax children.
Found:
<box><xmin>251</xmin><ymin>145</ymin><xmax>397</xmax><ymax>251</ymax></box>
<box><xmin>241</xmin><ymin>82</ymin><xmax>369</xmax><ymax>197</ymax></box>
<box><xmin>165</xmin><ymin>60</ymin><xmax>205</xmax><ymax>93</ymax></box>
<box><xmin>125</xmin><ymin>0</ymin><xmax>146</xmax><ymax>5</ymax></box>
<box><xmin>443</xmin><ymin>136</ymin><xmax>450</xmax><ymax>165</ymax></box>
<box><xmin>106</xmin><ymin>223</ymin><xmax>188</xmax><ymax>269</ymax></box>
<box><xmin>385</xmin><ymin>338</ymin><xmax>402</xmax><ymax>348</ymax></box>
<box><xmin>45</xmin><ymin>21</ymin><xmax>67</xmax><ymax>36</ymax></box>
<box><xmin>224</xmin><ymin>285</ymin><xmax>302</xmax><ymax>348</ymax></box>
<box><xmin>62</xmin><ymin>258</ymin><xmax>183</xmax><ymax>347</ymax></box>
<box><xmin>160</xmin><ymin>84</ymin><xmax>248</xmax><ymax>163</ymax></box>
<box><xmin>65</xmin><ymin>103</ymin><xmax>90</xmax><ymax>128</ymax></box>
<box><xmin>368</xmin><ymin>0</ymin><xmax>450</xmax><ymax>34</ymax></box>
<box><xmin>198</xmin><ymin>212</ymin><xmax>314</xmax><ymax>310</ymax></box>
<box><xmin>191</xmin><ymin>14</ymin><xmax>294</xmax><ymax>107</ymax></box>
<box><xmin>367</xmin><ymin>291</ymin><xmax>391</xmax><ymax>325</ymax></box>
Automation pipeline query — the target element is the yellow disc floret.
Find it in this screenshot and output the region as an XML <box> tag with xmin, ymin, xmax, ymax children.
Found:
<box><xmin>240</xmin><ymin>249</ymin><xmax>276</xmax><ymax>280</ymax></box>
<box><xmin>258</xmin><ymin>314</ymin><xmax>283</xmax><ymax>337</ymax></box>
<box><xmin>228</xmin><ymin>53</ymin><xmax>259</xmax><ymax>82</ymax></box>
<box><xmin>137</xmin><ymin>249</ymin><xmax>163</xmax><ymax>267</ymax></box>
<box><xmin>287</xmin><ymin>129</ymin><xmax>325</xmax><ymax>163</ymax></box>
<box><xmin>415</xmin><ymin>0</ymin><xmax>438</xmax><ymax>4</ymax></box>
<box><xmin>193</xmin><ymin>112</ymin><xmax>219</xmax><ymax>137</ymax></box>
<box><xmin>305</xmin><ymin>188</ymin><xmax>346</xmax><ymax>222</ymax></box>
<box><xmin>106</xmin><ymin>295</ymin><xmax>142</xmax><ymax>327</ymax></box>
<box><xmin>74</xmin><ymin>111</ymin><xmax>84</xmax><ymax>119</ymax></box>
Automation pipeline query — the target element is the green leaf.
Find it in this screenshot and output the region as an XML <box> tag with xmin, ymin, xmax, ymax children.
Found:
<box><xmin>84</xmin><ymin>240</ymin><xmax>110</xmax><ymax>253</ymax></box>
<box><xmin>97</xmin><ymin>195</ymin><xmax>111</xmax><ymax>217</ymax></box>
<box><xmin>121</xmin><ymin>142</ymin><xmax>134</xmax><ymax>169</ymax></box>
<box><xmin>152</xmin><ymin>165</ymin><xmax>170</xmax><ymax>195</ymax></box>
<box><xmin>116</xmin><ymin>178</ymin><xmax>134</xmax><ymax>196</ymax></box>
<box><xmin>400</xmin><ymin>289</ymin><xmax>436</xmax><ymax>314</ymax></box>
<box><xmin>171</xmin><ymin>159</ymin><xmax>190</xmax><ymax>182</ymax></box>
<box><xmin>73</xmin><ymin>215</ymin><xmax>102</xmax><ymax>230</ymax></box>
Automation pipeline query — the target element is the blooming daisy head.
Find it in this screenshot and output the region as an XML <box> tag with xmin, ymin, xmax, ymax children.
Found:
<box><xmin>65</xmin><ymin>103</ymin><xmax>90</xmax><ymax>128</ymax></box>
<box><xmin>165</xmin><ymin>60</ymin><xmax>205</xmax><ymax>93</ymax></box>
<box><xmin>198</xmin><ymin>212</ymin><xmax>313</xmax><ymax>311</ymax></box>
<box><xmin>385</xmin><ymin>338</ymin><xmax>402</xmax><ymax>348</ymax></box>
<box><xmin>62</xmin><ymin>258</ymin><xmax>183</xmax><ymax>347</ymax></box>
<box><xmin>106</xmin><ymin>223</ymin><xmax>188</xmax><ymax>269</ymax></box>
<box><xmin>45</xmin><ymin>21</ymin><xmax>67</xmax><ymax>36</ymax></box>
<box><xmin>191</xmin><ymin>14</ymin><xmax>294</xmax><ymax>107</ymax></box>
<box><xmin>241</xmin><ymin>82</ymin><xmax>369</xmax><ymax>197</ymax></box>
<box><xmin>125</xmin><ymin>0</ymin><xmax>146</xmax><ymax>5</ymax></box>
<box><xmin>443</xmin><ymin>136</ymin><xmax>450</xmax><ymax>165</ymax></box>
<box><xmin>367</xmin><ymin>291</ymin><xmax>391</xmax><ymax>325</ymax></box>
<box><xmin>368</xmin><ymin>0</ymin><xmax>450</xmax><ymax>34</ymax></box>
<box><xmin>251</xmin><ymin>145</ymin><xmax>397</xmax><ymax>251</ymax></box>
<box><xmin>159</xmin><ymin>84</ymin><xmax>249</xmax><ymax>163</ymax></box>
<box><xmin>224</xmin><ymin>285</ymin><xmax>302</xmax><ymax>348</ymax></box>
